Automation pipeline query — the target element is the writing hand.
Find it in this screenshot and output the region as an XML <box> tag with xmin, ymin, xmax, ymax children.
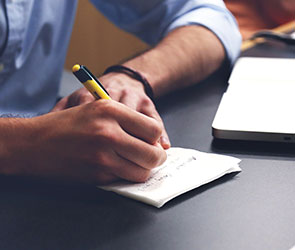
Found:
<box><xmin>5</xmin><ymin>100</ymin><xmax>167</xmax><ymax>184</ymax></box>
<box><xmin>53</xmin><ymin>73</ymin><xmax>170</xmax><ymax>149</ymax></box>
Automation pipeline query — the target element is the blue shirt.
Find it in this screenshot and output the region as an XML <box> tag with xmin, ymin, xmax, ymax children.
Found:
<box><xmin>0</xmin><ymin>0</ymin><xmax>241</xmax><ymax>116</ymax></box>
<box><xmin>0</xmin><ymin>0</ymin><xmax>7</xmax><ymax>52</ymax></box>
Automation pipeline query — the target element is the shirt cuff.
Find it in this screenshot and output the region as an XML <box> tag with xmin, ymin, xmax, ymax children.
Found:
<box><xmin>0</xmin><ymin>112</ymin><xmax>43</xmax><ymax>118</ymax></box>
<box><xmin>163</xmin><ymin>7</ymin><xmax>242</xmax><ymax>66</ymax></box>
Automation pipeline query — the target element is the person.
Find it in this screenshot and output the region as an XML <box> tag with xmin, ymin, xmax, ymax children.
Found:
<box><xmin>225</xmin><ymin>0</ymin><xmax>295</xmax><ymax>39</ymax></box>
<box><xmin>0</xmin><ymin>0</ymin><xmax>241</xmax><ymax>184</ymax></box>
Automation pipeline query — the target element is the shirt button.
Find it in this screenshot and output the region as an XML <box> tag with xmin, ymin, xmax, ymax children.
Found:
<box><xmin>0</xmin><ymin>63</ymin><xmax>4</xmax><ymax>72</ymax></box>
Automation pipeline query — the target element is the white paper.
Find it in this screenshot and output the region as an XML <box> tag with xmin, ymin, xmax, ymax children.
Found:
<box><xmin>99</xmin><ymin>147</ymin><xmax>241</xmax><ymax>208</ymax></box>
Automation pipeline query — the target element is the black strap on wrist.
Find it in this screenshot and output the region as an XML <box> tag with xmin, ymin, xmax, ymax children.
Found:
<box><xmin>103</xmin><ymin>65</ymin><xmax>154</xmax><ymax>101</ymax></box>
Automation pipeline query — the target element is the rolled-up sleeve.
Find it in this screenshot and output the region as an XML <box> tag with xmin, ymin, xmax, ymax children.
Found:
<box><xmin>90</xmin><ymin>0</ymin><xmax>241</xmax><ymax>65</ymax></box>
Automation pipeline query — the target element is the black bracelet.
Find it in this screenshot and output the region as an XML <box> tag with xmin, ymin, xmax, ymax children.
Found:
<box><xmin>103</xmin><ymin>65</ymin><xmax>154</xmax><ymax>101</ymax></box>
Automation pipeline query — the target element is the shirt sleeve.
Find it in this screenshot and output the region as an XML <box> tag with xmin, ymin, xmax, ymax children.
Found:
<box><xmin>0</xmin><ymin>2</ymin><xmax>7</xmax><ymax>53</ymax></box>
<box><xmin>90</xmin><ymin>0</ymin><xmax>241</xmax><ymax>65</ymax></box>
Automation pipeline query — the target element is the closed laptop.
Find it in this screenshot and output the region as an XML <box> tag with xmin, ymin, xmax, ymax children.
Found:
<box><xmin>212</xmin><ymin>57</ymin><xmax>295</xmax><ymax>142</ymax></box>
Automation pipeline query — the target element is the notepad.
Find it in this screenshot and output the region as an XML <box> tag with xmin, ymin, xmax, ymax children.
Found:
<box><xmin>99</xmin><ymin>147</ymin><xmax>241</xmax><ymax>208</ymax></box>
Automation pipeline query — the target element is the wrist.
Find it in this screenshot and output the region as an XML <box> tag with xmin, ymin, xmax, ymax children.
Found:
<box><xmin>104</xmin><ymin>65</ymin><xmax>154</xmax><ymax>101</ymax></box>
<box><xmin>101</xmin><ymin>71</ymin><xmax>147</xmax><ymax>94</ymax></box>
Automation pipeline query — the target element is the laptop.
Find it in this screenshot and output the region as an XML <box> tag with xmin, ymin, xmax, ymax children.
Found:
<box><xmin>212</xmin><ymin>57</ymin><xmax>295</xmax><ymax>142</ymax></box>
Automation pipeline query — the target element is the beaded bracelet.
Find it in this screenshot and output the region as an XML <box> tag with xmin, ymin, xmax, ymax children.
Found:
<box><xmin>103</xmin><ymin>65</ymin><xmax>154</xmax><ymax>101</ymax></box>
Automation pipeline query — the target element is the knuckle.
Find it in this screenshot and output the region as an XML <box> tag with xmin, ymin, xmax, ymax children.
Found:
<box><xmin>150</xmin><ymin>120</ymin><xmax>163</xmax><ymax>138</ymax></box>
<box><xmin>93</xmin><ymin>99</ymin><xmax>116</xmax><ymax>115</ymax></box>
<box><xmin>159</xmin><ymin>150</ymin><xmax>167</xmax><ymax>165</ymax></box>
<box><xmin>94</xmin><ymin>151</ymin><xmax>112</xmax><ymax>168</ymax></box>
<box><xmin>152</xmin><ymin>148</ymin><xmax>167</xmax><ymax>167</ymax></box>
<box><xmin>79</xmin><ymin>92</ymin><xmax>93</xmax><ymax>103</ymax></box>
<box><xmin>145</xmin><ymin>150</ymin><xmax>162</xmax><ymax>169</ymax></box>
<box><xmin>107</xmin><ymin>89</ymin><xmax>119</xmax><ymax>98</ymax></box>
<box><xmin>134</xmin><ymin>169</ymin><xmax>151</xmax><ymax>183</ymax></box>
<box><xmin>97</xmin><ymin>98</ymin><xmax>112</xmax><ymax>108</ymax></box>
<box><xmin>101</xmin><ymin>99</ymin><xmax>116</xmax><ymax>112</ymax></box>
<box><xmin>121</xmin><ymin>89</ymin><xmax>129</xmax><ymax>97</ymax></box>
<box><xmin>94</xmin><ymin>124</ymin><xmax>118</xmax><ymax>142</ymax></box>
<box><xmin>105</xmin><ymin>129</ymin><xmax>120</xmax><ymax>144</ymax></box>
<box><xmin>141</xmin><ymin>96</ymin><xmax>153</xmax><ymax>107</ymax></box>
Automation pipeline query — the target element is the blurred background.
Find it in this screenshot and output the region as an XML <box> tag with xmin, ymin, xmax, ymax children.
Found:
<box><xmin>65</xmin><ymin>1</ymin><xmax>149</xmax><ymax>76</ymax></box>
<box><xmin>61</xmin><ymin>0</ymin><xmax>294</xmax><ymax>96</ymax></box>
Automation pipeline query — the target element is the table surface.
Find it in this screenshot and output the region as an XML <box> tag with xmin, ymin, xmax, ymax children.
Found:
<box><xmin>1</xmin><ymin>41</ymin><xmax>295</xmax><ymax>250</ymax></box>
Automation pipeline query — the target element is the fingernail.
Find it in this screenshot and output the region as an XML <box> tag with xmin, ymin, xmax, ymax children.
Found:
<box><xmin>160</xmin><ymin>136</ymin><xmax>171</xmax><ymax>149</ymax></box>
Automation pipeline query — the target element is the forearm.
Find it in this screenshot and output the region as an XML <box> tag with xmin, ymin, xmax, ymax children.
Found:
<box><xmin>123</xmin><ymin>25</ymin><xmax>225</xmax><ymax>97</ymax></box>
<box><xmin>0</xmin><ymin>118</ymin><xmax>34</xmax><ymax>175</ymax></box>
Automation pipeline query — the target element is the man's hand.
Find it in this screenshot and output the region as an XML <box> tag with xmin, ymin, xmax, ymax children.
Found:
<box><xmin>53</xmin><ymin>72</ymin><xmax>170</xmax><ymax>149</ymax></box>
<box><xmin>2</xmin><ymin>100</ymin><xmax>167</xmax><ymax>184</ymax></box>
<box><xmin>54</xmin><ymin>25</ymin><xmax>227</xmax><ymax>152</ymax></box>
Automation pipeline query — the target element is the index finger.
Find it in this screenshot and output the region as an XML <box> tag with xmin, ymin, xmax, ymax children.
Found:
<box><xmin>103</xmin><ymin>101</ymin><xmax>163</xmax><ymax>145</ymax></box>
<box><xmin>138</xmin><ymin>103</ymin><xmax>171</xmax><ymax>149</ymax></box>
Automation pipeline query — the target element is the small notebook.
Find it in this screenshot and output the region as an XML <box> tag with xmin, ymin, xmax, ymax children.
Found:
<box><xmin>99</xmin><ymin>147</ymin><xmax>241</xmax><ymax>208</ymax></box>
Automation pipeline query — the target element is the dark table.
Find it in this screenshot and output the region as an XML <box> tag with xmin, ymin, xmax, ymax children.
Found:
<box><xmin>1</xmin><ymin>41</ymin><xmax>295</xmax><ymax>250</ymax></box>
